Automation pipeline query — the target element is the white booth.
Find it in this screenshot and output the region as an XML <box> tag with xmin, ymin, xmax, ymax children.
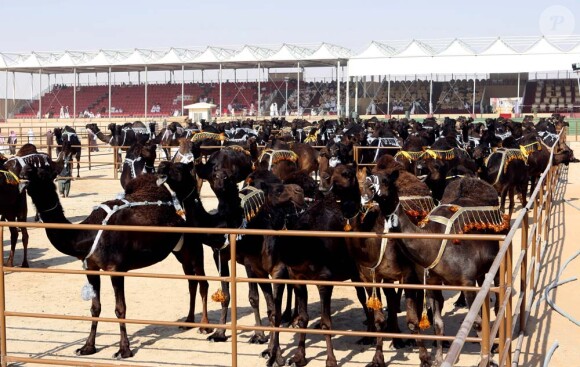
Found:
<box><xmin>184</xmin><ymin>102</ymin><xmax>216</xmax><ymax>122</ymax></box>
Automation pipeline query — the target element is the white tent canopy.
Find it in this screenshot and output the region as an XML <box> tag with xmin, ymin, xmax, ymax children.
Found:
<box><xmin>349</xmin><ymin>36</ymin><xmax>580</xmax><ymax>76</ymax></box>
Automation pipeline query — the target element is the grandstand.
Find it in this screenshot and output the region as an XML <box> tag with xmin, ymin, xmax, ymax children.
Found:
<box><xmin>2</xmin><ymin>36</ymin><xmax>580</xmax><ymax>121</ymax></box>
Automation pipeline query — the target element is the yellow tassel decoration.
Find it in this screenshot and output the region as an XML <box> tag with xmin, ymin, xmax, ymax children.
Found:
<box><xmin>366</xmin><ymin>295</ymin><xmax>383</xmax><ymax>310</ymax></box>
<box><xmin>419</xmin><ymin>311</ymin><xmax>431</xmax><ymax>330</ymax></box>
<box><xmin>211</xmin><ymin>289</ymin><xmax>226</xmax><ymax>303</ymax></box>
<box><xmin>344</xmin><ymin>220</ymin><xmax>352</xmax><ymax>232</ymax></box>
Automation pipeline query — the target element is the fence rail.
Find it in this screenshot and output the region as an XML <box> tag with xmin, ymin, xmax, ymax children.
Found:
<box><xmin>0</xmin><ymin>130</ymin><xmax>567</xmax><ymax>367</ymax></box>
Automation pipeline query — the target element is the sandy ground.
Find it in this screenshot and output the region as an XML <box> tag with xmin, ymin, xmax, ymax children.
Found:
<box><xmin>1</xmin><ymin>144</ymin><xmax>579</xmax><ymax>367</ymax></box>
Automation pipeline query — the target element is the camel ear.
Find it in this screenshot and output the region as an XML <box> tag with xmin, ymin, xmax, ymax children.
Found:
<box><xmin>389</xmin><ymin>169</ymin><xmax>399</xmax><ymax>183</ymax></box>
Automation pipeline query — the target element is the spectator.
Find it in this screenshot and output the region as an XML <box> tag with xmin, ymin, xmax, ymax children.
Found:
<box><xmin>59</xmin><ymin>106</ymin><xmax>65</xmax><ymax>118</ymax></box>
<box><xmin>0</xmin><ymin>129</ymin><xmax>6</xmax><ymax>154</ymax></box>
<box><xmin>57</xmin><ymin>154</ymin><xmax>72</xmax><ymax>198</ymax></box>
<box><xmin>250</xmin><ymin>103</ymin><xmax>255</xmax><ymax>116</ymax></box>
<box><xmin>64</xmin><ymin>106</ymin><xmax>70</xmax><ymax>118</ymax></box>
<box><xmin>8</xmin><ymin>130</ymin><xmax>17</xmax><ymax>154</ymax></box>
<box><xmin>27</xmin><ymin>128</ymin><xmax>34</xmax><ymax>144</ymax></box>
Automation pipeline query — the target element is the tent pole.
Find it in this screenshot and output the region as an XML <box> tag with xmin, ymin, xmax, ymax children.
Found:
<box><xmin>297</xmin><ymin>62</ymin><xmax>300</xmax><ymax>116</ymax></box>
<box><xmin>219</xmin><ymin>64</ymin><xmax>222</xmax><ymax>118</ymax></box>
<box><xmin>472</xmin><ymin>77</ymin><xmax>476</xmax><ymax>116</ymax></box>
<box><xmin>12</xmin><ymin>72</ymin><xmax>15</xmax><ymax>103</ymax></box>
<box><xmin>73</xmin><ymin>68</ymin><xmax>77</xmax><ymax>120</ymax></box>
<box><xmin>144</xmin><ymin>66</ymin><xmax>148</xmax><ymax>119</ymax></box>
<box><xmin>108</xmin><ymin>67</ymin><xmax>112</xmax><ymax>120</ymax></box>
<box><xmin>38</xmin><ymin>69</ymin><xmax>42</xmax><ymax>120</ymax></box>
<box><xmin>355</xmin><ymin>76</ymin><xmax>359</xmax><ymax>114</ymax></box>
<box><xmin>345</xmin><ymin>63</ymin><xmax>350</xmax><ymax>118</ymax></box>
<box><xmin>257</xmin><ymin>63</ymin><xmax>261</xmax><ymax>117</ymax></box>
<box><xmin>181</xmin><ymin>65</ymin><xmax>185</xmax><ymax>117</ymax></box>
<box><xmin>4</xmin><ymin>71</ymin><xmax>7</xmax><ymax>121</ymax></box>
<box><xmin>387</xmin><ymin>76</ymin><xmax>391</xmax><ymax>117</ymax></box>
<box><xmin>337</xmin><ymin>60</ymin><xmax>341</xmax><ymax>117</ymax></box>
<box><xmin>516</xmin><ymin>73</ymin><xmax>520</xmax><ymax>117</ymax></box>
<box><xmin>429</xmin><ymin>77</ymin><xmax>433</xmax><ymax>116</ymax></box>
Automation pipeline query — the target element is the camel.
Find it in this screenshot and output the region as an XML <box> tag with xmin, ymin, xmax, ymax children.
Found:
<box><xmin>0</xmin><ymin>164</ymin><xmax>29</xmax><ymax>267</ymax></box>
<box><xmin>328</xmin><ymin>164</ymin><xmax>420</xmax><ymax>365</ymax></box>
<box><xmin>119</xmin><ymin>141</ymin><xmax>157</xmax><ymax>189</ymax></box>
<box><xmin>369</xmin><ymin>173</ymin><xmax>505</xmax><ymax>367</ymax></box>
<box><xmin>2</xmin><ymin>144</ymin><xmax>52</xmax><ymax>259</ymax></box>
<box><xmin>153</xmin><ymin>121</ymin><xmax>189</xmax><ymax>160</ymax></box>
<box><xmin>19</xmin><ymin>157</ymin><xmax>186</xmax><ymax>359</ymax></box>
<box><xmin>53</xmin><ymin>126</ymin><xmax>82</xmax><ymax>177</ymax></box>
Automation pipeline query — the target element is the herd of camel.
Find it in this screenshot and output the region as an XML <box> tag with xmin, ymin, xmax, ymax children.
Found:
<box><xmin>0</xmin><ymin>113</ymin><xmax>575</xmax><ymax>367</ymax></box>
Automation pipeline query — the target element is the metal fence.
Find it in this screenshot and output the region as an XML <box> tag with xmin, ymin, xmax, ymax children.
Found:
<box><xmin>0</xmin><ymin>130</ymin><xmax>566</xmax><ymax>367</ymax></box>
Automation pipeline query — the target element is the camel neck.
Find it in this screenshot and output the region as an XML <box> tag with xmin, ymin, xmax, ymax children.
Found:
<box><xmin>395</xmin><ymin>205</ymin><xmax>445</xmax><ymax>269</ymax></box>
<box><xmin>28</xmin><ymin>183</ymin><xmax>92</xmax><ymax>259</ymax></box>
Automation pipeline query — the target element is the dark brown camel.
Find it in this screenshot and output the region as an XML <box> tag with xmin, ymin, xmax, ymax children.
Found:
<box><xmin>119</xmin><ymin>141</ymin><xmax>157</xmax><ymax>189</ymax></box>
<box><xmin>261</xmin><ymin>185</ymin><xmax>370</xmax><ymax>367</ymax></box>
<box><xmin>369</xmin><ymin>173</ymin><xmax>505</xmax><ymax>367</ymax></box>
<box><xmin>20</xmin><ymin>159</ymin><xmax>185</xmax><ymax>359</ymax></box>
<box><xmin>0</xmin><ymin>165</ymin><xmax>29</xmax><ymax>267</ymax></box>
<box><xmin>328</xmin><ymin>164</ymin><xmax>420</xmax><ymax>366</ymax></box>
<box><xmin>53</xmin><ymin>126</ymin><xmax>82</xmax><ymax>177</ymax></box>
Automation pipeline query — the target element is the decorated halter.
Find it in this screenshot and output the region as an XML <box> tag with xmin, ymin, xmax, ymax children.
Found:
<box><xmin>519</xmin><ymin>141</ymin><xmax>542</xmax><ymax>158</ymax></box>
<box><xmin>191</xmin><ymin>132</ymin><xmax>227</xmax><ymax>143</ymax></box>
<box><xmin>225</xmin><ymin>145</ymin><xmax>251</xmax><ymax>156</ymax></box>
<box><xmin>394</xmin><ymin>150</ymin><xmax>425</xmax><ymax>163</ymax></box>
<box><xmin>415</xmin><ymin>203</ymin><xmax>510</xmax><ymax>329</ymax></box>
<box><xmin>484</xmin><ymin>148</ymin><xmax>528</xmax><ymax>185</ymax></box>
<box><xmin>0</xmin><ymin>170</ymin><xmax>19</xmax><ymax>185</ymax></box>
<box><xmin>123</xmin><ymin>156</ymin><xmax>146</xmax><ymax>179</ymax></box>
<box><xmin>173</xmin><ymin>150</ymin><xmax>194</xmax><ymax>164</ymax></box>
<box><xmin>80</xmin><ymin>192</ymin><xmax>185</xmax><ymax>300</ymax></box>
<box><xmin>423</xmin><ymin>148</ymin><xmax>455</xmax><ymax>161</ymax></box>
<box><xmin>7</xmin><ymin>153</ymin><xmax>51</xmax><ymax>168</ymax></box>
<box><xmin>258</xmin><ymin>149</ymin><xmax>298</xmax><ymax>170</ymax></box>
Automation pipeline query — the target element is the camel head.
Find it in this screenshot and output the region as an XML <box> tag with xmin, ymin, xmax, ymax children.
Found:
<box><xmin>415</xmin><ymin>156</ymin><xmax>446</xmax><ymax>182</ymax></box>
<box><xmin>328</xmin><ymin>164</ymin><xmax>357</xmax><ymax>197</ymax></box>
<box><xmin>363</xmin><ymin>170</ymin><xmax>400</xmax><ymax>215</ymax></box>
<box><xmin>156</xmin><ymin>161</ymin><xmax>197</xmax><ymax>197</ymax></box>
<box><xmin>85</xmin><ymin>123</ymin><xmax>100</xmax><ymax>134</ymax></box>
<box><xmin>18</xmin><ymin>156</ymin><xmax>59</xmax><ymax>194</ymax></box>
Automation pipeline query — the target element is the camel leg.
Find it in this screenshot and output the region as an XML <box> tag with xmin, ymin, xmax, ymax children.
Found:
<box><xmin>286</xmin><ymin>284</ymin><xmax>310</xmax><ymax>367</ymax></box>
<box><xmin>356</xmin><ymin>284</ymin><xmax>376</xmax><ymax>346</ymax></box>
<box><xmin>384</xmin><ymin>285</ymin><xmax>406</xmax><ymax>349</ymax></box>
<box><xmin>500</xmin><ymin>187</ymin><xmax>508</xmax><ymax>214</ymax></box>
<box><xmin>262</xmin><ymin>267</ymin><xmax>285</xmax><ymax>367</ymax></box>
<box><xmin>431</xmin><ymin>290</ymin><xmax>445</xmax><ymax>367</ymax></box>
<box><xmin>19</xmin><ymin>226</ymin><xmax>29</xmax><ymax>268</ymax></box>
<box><xmin>281</xmin><ymin>283</ymin><xmax>295</xmax><ymax>325</ymax></box>
<box><xmin>110</xmin><ymin>275</ymin><xmax>133</xmax><ymax>359</ymax></box>
<box><xmin>208</xmin><ymin>251</ymin><xmax>230</xmax><ymax>342</ymax></box>
<box><xmin>369</xmin><ymin>293</ymin><xmax>387</xmax><ymax>367</ymax></box>
<box><xmin>76</xmin><ymin>155</ymin><xmax>81</xmax><ymax>178</ymax></box>
<box><xmin>320</xmin><ymin>285</ymin><xmax>338</xmax><ymax>367</ymax></box>
<box><xmin>246</xmin><ymin>265</ymin><xmax>269</xmax><ymax>344</ymax></box>
<box><xmin>76</xmin><ymin>274</ymin><xmax>101</xmax><ymax>356</ymax></box>
<box><xmin>408</xmin><ymin>288</ymin><xmax>431</xmax><ymax>367</ymax></box>
<box><xmin>6</xmin><ymin>226</ymin><xmax>18</xmax><ymax>267</ymax></box>
<box><xmin>508</xmin><ymin>186</ymin><xmax>516</xmax><ymax>218</ymax></box>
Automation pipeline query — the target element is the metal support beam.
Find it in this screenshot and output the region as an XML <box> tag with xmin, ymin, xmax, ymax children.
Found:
<box><xmin>144</xmin><ymin>66</ymin><xmax>148</xmax><ymax>119</ymax></box>
<box><xmin>73</xmin><ymin>68</ymin><xmax>77</xmax><ymax>120</ymax></box>
<box><xmin>181</xmin><ymin>65</ymin><xmax>185</xmax><ymax>116</ymax></box>
<box><xmin>297</xmin><ymin>62</ymin><xmax>300</xmax><ymax>116</ymax></box>
<box><xmin>345</xmin><ymin>64</ymin><xmax>350</xmax><ymax>117</ymax></box>
<box><xmin>38</xmin><ymin>69</ymin><xmax>42</xmax><ymax>120</ymax></box>
<box><xmin>257</xmin><ymin>63</ymin><xmax>261</xmax><ymax>117</ymax></box>
<box><xmin>516</xmin><ymin>73</ymin><xmax>521</xmax><ymax>117</ymax></box>
<box><xmin>337</xmin><ymin>61</ymin><xmax>341</xmax><ymax>117</ymax></box>
<box><xmin>219</xmin><ymin>64</ymin><xmax>222</xmax><ymax>117</ymax></box>
<box><xmin>108</xmin><ymin>67</ymin><xmax>112</xmax><ymax>120</ymax></box>
<box><xmin>355</xmin><ymin>76</ymin><xmax>359</xmax><ymax>113</ymax></box>
<box><xmin>472</xmin><ymin>77</ymin><xmax>476</xmax><ymax>116</ymax></box>
<box><xmin>4</xmin><ymin>72</ymin><xmax>7</xmax><ymax>121</ymax></box>
<box><xmin>429</xmin><ymin>78</ymin><xmax>433</xmax><ymax>115</ymax></box>
<box><xmin>387</xmin><ymin>76</ymin><xmax>391</xmax><ymax>116</ymax></box>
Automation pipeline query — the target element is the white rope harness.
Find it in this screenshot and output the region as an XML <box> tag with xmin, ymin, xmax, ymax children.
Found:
<box><xmin>123</xmin><ymin>156</ymin><xmax>143</xmax><ymax>179</ymax></box>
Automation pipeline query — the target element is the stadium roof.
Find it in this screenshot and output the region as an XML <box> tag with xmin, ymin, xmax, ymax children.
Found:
<box><xmin>1</xmin><ymin>36</ymin><xmax>579</xmax><ymax>75</ymax></box>
<box><xmin>0</xmin><ymin>43</ymin><xmax>352</xmax><ymax>73</ymax></box>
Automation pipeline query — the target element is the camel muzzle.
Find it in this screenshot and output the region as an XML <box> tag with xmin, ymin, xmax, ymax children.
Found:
<box><xmin>18</xmin><ymin>180</ymin><xmax>29</xmax><ymax>193</ymax></box>
<box><xmin>156</xmin><ymin>175</ymin><xmax>168</xmax><ymax>186</ymax></box>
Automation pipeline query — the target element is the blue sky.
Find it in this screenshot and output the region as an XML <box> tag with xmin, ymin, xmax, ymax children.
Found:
<box><xmin>1</xmin><ymin>0</ymin><xmax>578</xmax><ymax>53</ymax></box>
